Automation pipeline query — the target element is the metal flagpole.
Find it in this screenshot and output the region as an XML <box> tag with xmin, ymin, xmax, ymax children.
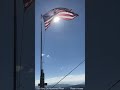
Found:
<box><xmin>39</xmin><ymin>14</ymin><xmax>46</xmax><ymax>89</ymax></box>
<box><xmin>40</xmin><ymin>14</ymin><xmax>44</xmax><ymax>88</ymax></box>
<box><xmin>40</xmin><ymin>14</ymin><xmax>43</xmax><ymax>73</ymax></box>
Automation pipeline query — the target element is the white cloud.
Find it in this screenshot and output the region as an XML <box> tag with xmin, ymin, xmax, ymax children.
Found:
<box><xmin>35</xmin><ymin>80</ymin><xmax>40</xmax><ymax>86</ymax></box>
<box><xmin>46</xmin><ymin>55</ymin><xmax>50</xmax><ymax>58</ymax></box>
<box><xmin>35</xmin><ymin>74</ymin><xmax>85</xmax><ymax>86</ymax></box>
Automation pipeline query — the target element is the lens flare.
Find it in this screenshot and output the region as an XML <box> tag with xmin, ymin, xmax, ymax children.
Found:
<box><xmin>53</xmin><ymin>16</ymin><xmax>60</xmax><ymax>23</ymax></box>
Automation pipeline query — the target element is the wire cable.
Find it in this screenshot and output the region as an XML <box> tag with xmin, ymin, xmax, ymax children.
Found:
<box><xmin>51</xmin><ymin>60</ymin><xmax>85</xmax><ymax>88</ymax></box>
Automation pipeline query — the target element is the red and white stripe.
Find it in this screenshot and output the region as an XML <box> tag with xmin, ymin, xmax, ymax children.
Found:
<box><xmin>44</xmin><ymin>11</ymin><xmax>77</xmax><ymax>29</ymax></box>
<box><xmin>44</xmin><ymin>16</ymin><xmax>54</xmax><ymax>29</ymax></box>
<box><xmin>56</xmin><ymin>11</ymin><xmax>76</xmax><ymax>20</ymax></box>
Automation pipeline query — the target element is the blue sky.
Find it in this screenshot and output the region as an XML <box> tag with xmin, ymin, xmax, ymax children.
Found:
<box><xmin>35</xmin><ymin>0</ymin><xmax>85</xmax><ymax>86</ymax></box>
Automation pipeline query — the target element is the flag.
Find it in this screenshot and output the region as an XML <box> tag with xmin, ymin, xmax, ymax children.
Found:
<box><xmin>42</xmin><ymin>7</ymin><xmax>79</xmax><ymax>30</ymax></box>
<box><xmin>23</xmin><ymin>0</ymin><xmax>34</xmax><ymax>10</ymax></box>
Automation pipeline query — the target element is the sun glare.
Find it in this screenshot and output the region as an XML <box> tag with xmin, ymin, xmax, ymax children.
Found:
<box><xmin>53</xmin><ymin>16</ymin><xmax>60</xmax><ymax>23</ymax></box>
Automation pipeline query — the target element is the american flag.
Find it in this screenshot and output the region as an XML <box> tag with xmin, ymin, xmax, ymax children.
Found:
<box><xmin>23</xmin><ymin>0</ymin><xmax>34</xmax><ymax>10</ymax></box>
<box><xmin>42</xmin><ymin>8</ymin><xmax>79</xmax><ymax>30</ymax></box>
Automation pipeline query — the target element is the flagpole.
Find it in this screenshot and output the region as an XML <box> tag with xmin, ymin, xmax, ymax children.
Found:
<box><xmin>40</xmin><ymin>14</ymin><xmax>45</xmax><ymax>88</ymax></box>
<box><xmin>40</xmin><ymin>15</ymin><xmax>43</xmax><ymax>72</ymax></box>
